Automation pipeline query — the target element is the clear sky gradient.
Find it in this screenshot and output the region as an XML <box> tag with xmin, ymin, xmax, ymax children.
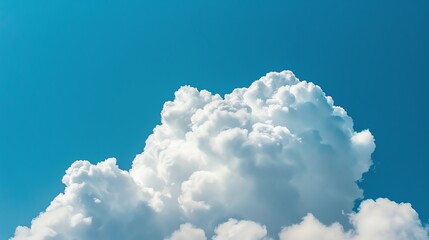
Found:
<box><xmin>1</xmin><ymin>0</ymin><xmax>428</xmax><ymax>238</ymax></box>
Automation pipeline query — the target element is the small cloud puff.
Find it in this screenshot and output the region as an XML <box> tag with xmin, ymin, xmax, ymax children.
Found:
<box><xmin>213</xmin><ymin>219</ymin><xmax>269</xmax><ymax>240</ymax></box>
<box><xmin>279</xmin><ymin>198</ymin><xmax>429</xmax><ymax>240</ymax></box>
<box><xmin>165</xmin><ymin>223</ymin><xmax>206</xmax><ymax>240</ymax></box>
<box><xmin>11</xmin><ymin>71</ymin><xmax>427</xmax><ymax>240</ymax></box>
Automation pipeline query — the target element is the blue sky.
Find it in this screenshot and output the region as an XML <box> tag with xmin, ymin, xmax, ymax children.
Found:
<box><xmin>1</xmin><ymin>0</ymin><xmax>429</xmax><ymax>239</ymax></box>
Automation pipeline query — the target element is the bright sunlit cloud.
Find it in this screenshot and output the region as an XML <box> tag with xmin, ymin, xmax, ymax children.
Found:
<box><xmin>12</xmin><ymin>71</ymin><xmax>427</xmax><ymax>240</ymax></box>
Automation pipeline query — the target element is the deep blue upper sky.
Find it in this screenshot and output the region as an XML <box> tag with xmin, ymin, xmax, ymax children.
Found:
<box><xmin>1</xmin><ymin>0</ymin><xmax>428</xmax><ymax>238</ymax></box>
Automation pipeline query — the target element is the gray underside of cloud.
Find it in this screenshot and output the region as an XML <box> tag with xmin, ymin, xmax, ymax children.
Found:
<box><xmin>12</xmin><ymin>71</ymin><xmax>428</xmax><ymax>240</ymax></box>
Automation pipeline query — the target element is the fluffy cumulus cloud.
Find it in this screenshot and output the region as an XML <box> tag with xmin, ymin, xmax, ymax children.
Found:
<box><xmin>12</xmin><ymin>71</ymin><xmax>428</xmax><ymax>239</ymax></box>
<box><xmin>212</xmin><ymin>219</ymin><xmax>269</xmax><ymax>240</ymax></box>
<box><xmin>279</xmin><ymin>198</ymin><xmax>429</xmax><ymax>240</ymax></box>
<box><xmin>165</xmin><ymin>223</ymin><xmax>206</xmax><ymax>240</ymax></box>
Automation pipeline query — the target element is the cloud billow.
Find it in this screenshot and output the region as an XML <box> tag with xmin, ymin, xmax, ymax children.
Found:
<box><xmin>12</xmin><ymin>71</ymin><xmax>428</xmax><ymax>240</ymax></box>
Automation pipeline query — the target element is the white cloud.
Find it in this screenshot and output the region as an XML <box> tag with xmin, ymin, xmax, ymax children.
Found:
<box><xmin>129</xmin><ymin>70</ymin><xmax>375</xmax><ymax>232</ymax></box>
<box><xmin>213</xmin><ymin>219</ymin><xmax>269</xmax><ymax>240</ymax></box>
<box><xmin>13</xmin><ymin>158</ymin><xmax>160</xmax><ymax>239</ymax></box>
<box><xmin>165</xmin><ymin>223</ymin><xmax>206</xmax><ymax>240</ymax></box>
<box><xmin>11</xmin><ymin>71</ymin><xmax>427</xmax><ymax>239</ymax></box>
<box><xmin>279</xmin><ymin>198</ymin><xmax>429</xmax><ymax>240</ymax></box>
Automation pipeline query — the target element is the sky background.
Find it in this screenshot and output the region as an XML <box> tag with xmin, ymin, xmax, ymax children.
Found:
<box><xmin>1</xmin><ymin>0</ymin><xmax>428</xmax><ymax>238</ymax></box>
